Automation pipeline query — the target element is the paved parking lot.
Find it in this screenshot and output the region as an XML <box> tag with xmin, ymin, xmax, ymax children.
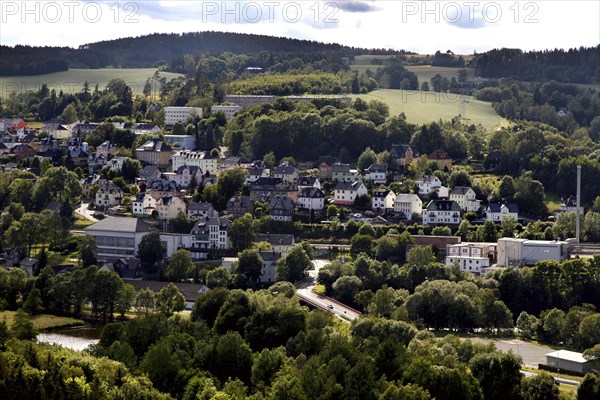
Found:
<box><xmin>467</xmin><ymin>337</ymin><xmax>555</xmax><ymax>368</ymax></box>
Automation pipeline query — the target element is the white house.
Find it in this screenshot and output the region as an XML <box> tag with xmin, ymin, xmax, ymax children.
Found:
<box><xmin>164</xmin><ymin>107</ymin><xmax>203</xmax><ymax>126</ymax></box>
<box><xmin>211</xmin><ymin>105</ymin><xmax>242</xmax><ymax>120</ymax></box>
<box><xmin>273</xmin><ymin>162</ymin><xmax>299</xmax><ymax>183</ymax></box>
<box><xmin>297</xmin><ymin>187</ymin><xmax>326</xmax><ymax>212</ymax></box>
<box><xmin>190</xmin><ymin>217</ymin><xmax>231</xmax><ymax>258</ymax></box>
<box><xmin>155</xmin><ymin>195</ymin><xmax>187</xmax><ymax>220</ymax></box>
<box><xmin>255</xmin><ymin>233</ymin><xmax>295</xmax><ymax>256</ymax></box>
<box><xmin>96</xmin><ymin>140</ymin><xmax>119</xmax><ymax>158</ymax></box>
<box><xmin>173</xmin><ymin>165</ymin><xmax>203</xmax><ymax>188</ymax></box>
<box><xmin>106</xmin><ymin>156</ymin><xmax>129</xmax><ymax>171</ymax></box>
<box><xmin>171</xmin><ymin>150</ymin><xmax>218</xmax><ymax>176</ymax></box>
<box><xmin>132</xmin><ymin>193</ymin><xmax>158</xmax><ymax>217</ymax></box>
<box><xmin>372</xmin><ymin>189</ymin><xmax>396</xmax><ymax>214</ymax></box>
<box><xmin>422</xmin><ymin>200</ymin><xmax>462</xmax><ymax>225</ymax></box>
<box><xmin>365</xmin><ymin>163</ymin><xmax>387</xmax><ymax>184</ymax></box>
<box><xmin>446</xmin><ymin>242</ymin><xmax>497</xmax><ymax>275</ymax></box>
<box><xmin>486</xmin><ymin>203</ymin><xmax>519</xmax><ymax>222</ymax></box>
<box><xmin>394</xmin><ymin>194</ymin><xmax>423</xmax><ymax>220</ymax></box>
<box><xmin>246</xmin><ymin>162</ymin><xmax>271</xmax><ymax>183</ymax></box>
<box><xmin>132</xmin><ymin>123</ymin><xmax>161</xmax><ymax>135</ymax></box>
<box><xmin>560</xmin><ymin>196</ymin><xmax>584</xmax><ymax>214</ymax></box>
<box><xmin>258</xmin><ymin>250</ymin><xmax>282</xmax><ymax>283</ymax></box>
<box><xmin>332</xmin><ymin>163</ymin><xmax>360</xmax><ymax>182</ymax></box>
<box><xmin>95</xmin><ymin>180</ymin><xmax>123</xmax><ymax>208</ymax></box>
<box><xmin>333</xmin><ymin>181</ymin><xmax>368</xmax><ymax>206</ymax></box>
<box><xmin>449</xmin><ymin>186</ymin><xmax>481</xmax><ymax>212</ymax></box>
<box><xmin>84</xmin><ymin>217</ymin><xmax>160</xmax><ymax>262</ymax></box>
<box><xmin>297</xmin><ymin>176</ymin><xmax>321</xmax><ymax>191</ymax></box>
<box><xmin>416</xmin><ymin>175</ymin><xmax>442</xmax><ymax>197</ymax></box>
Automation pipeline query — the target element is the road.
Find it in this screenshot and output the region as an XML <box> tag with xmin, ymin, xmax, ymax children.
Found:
<box><xmin>467</xmin><ymin>337</ymin><xmax>553</xmax><ymax>368</ymax></box>
<box><xmin>74</xmin><ymin>202</ymin><xmax>98</xmax><ymax>222</ymax></box>
<box><xmin>295</xmin><ymin>259</ymin><xmax>362</xmax><ymax>322</ymax></box>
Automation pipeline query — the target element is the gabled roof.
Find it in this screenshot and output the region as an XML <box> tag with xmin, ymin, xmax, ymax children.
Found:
<box><xmin>450</xmin><ymin>186</ymin><xmax>473</xmax><ymax>195</ymax></box>
<box><xmin>373</xmin><ymin>189</ymin><xmax>392</xmax><ymax>198</ymax></box>
<box><xmin>395</xmin><ymin>193</ymin><xmax>421</xmax><ymax>203</ymax></box>
<box><xmin>140</xmin><ymin>165</ymin><xmax>161</xmax><ymax>178</ymax></box>
<box><xmin>334</xmin><ymin>181</ymin><xmax>364</xmax><ymax>191</ymax></box>
<box><xmin>84</xmin><ymin>217</ymin><xmax>160</xmax><ymax>233</ymax></box>
<box><xmin>367</xmin><ymin>163</ymin><xmax>386</xmax><ymax>173</ymax></box>
<box><xmin>274</xmin><ymin>164</ymin><xmax>296</xmax><ymax>175</ymax></box>
<box><xmin>227</xmin><ymin>195</ymin><xmax>253</xmax><ymax>208</ymax></box>
<box><xmin>136</xmin><ymin>140</ymin><xmax>172</xmax><ymax>152</ymax></box>
<box><xmin>147</xmin><ymin>178</ymin><xmax>181</xmax><ymax>192</ymax></box>
<box><xmin>189</xmin><ymin>202</ymin><xmax>215</xmax><ymax>211</ymax></box>
<box><xmin>332</xmin><ymin>163</ymin><xmax>350</xmax><ymax>173</ymax></box>
<box><xmin>256</xmin><ymin>233</ymin><xmax>295</xmax><ymax>246</ymax></box>
<box><xmin>297</xmin><ymin>176</ymin><xmax>318</xmax><ymax>186</ymax></box>
<box><xmin>487</xmin><ymin>203</ymin><xmax>519</xmax><ymax>213</ymax></box>
<box><xmin>426</xmin><ymin>200</ymin><xmax>461</xmax><ymax>211</ymax></box>
<box><xmin>564</xmin><ymin>195</ymin><xmax>577</xmax><ymax>207</ymax></box>
<box><xmin>428</xmin><ymin>149</ymin><xmax>451</xmax><ymax>160</ymax></box>
<box><xmin>268</xmin><ymin>195</ymin><xmax>295</xmax><ymax>211</ymax></box>
<box><xmin>249</xmin><ymin>177</ymin><xmax>284</xmax><ymax>189</ymax></box>
<box><xmin>299</xmin><ymin>187</ymin><xmax>325</xmax><ymax>199</ymax></box>
<box><xmin>390</xmin><ymin>144</ymin><xmax>420</xmax><ymax>158</ymax></box>
<box><xmin>416</xmin><ymin>175</ymin><xmax>440</xmax><ymax>184</ymax></box>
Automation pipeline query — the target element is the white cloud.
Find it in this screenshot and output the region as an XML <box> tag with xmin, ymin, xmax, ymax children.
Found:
<box><xmin>0</xmin><ymin>1</ymin><xmax>597</xmax><ymax>54</ymax></box>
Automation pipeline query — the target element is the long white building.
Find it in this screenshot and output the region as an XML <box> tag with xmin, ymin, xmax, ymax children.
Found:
<box><xmin>164</xmin><ymin>107</ymin><xmax>203</xmax><ymax>126</ymax></box>
<box><xmin>496</xmin><ymin>238</ymin><xmax>571</xmax><ymax>267</ymax></box>
<box><xmin>171</xmin><ymin>149</ymin><xmax>218</xmax><ymax>176</ymax></box>
<box><xmin>446</xmin><ymin>242</ymin><xmax>497</xmax><ymax>275</ymax></box>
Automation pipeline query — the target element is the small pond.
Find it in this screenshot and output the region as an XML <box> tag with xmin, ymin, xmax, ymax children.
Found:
<box><xmin>37</xmin><ymin>326</ymin><xmax>102</xmax><ymax>351</ymax></box>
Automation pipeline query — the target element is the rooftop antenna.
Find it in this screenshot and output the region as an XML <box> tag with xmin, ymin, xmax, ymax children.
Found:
<box><xmin>576</xmin><ymin>165</ymin><xmax>581</xmax><ymax>248</ymax></box>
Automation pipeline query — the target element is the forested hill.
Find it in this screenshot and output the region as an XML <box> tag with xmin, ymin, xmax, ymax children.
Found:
<box><xmin>0</xmin><ymin>31</ymin><xmax>402</xmax><ymax>76</ymax></box>
<box><xmin>474</xmin><ymin>46</ymin><xmax>600</xmax><ymax>84</ymax></box>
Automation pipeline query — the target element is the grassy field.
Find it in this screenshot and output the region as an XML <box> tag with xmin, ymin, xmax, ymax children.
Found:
<box><xmin>0</xmin><ymin>310</ymin><xmax>84</xmax><ymax>331</ymax></box>
<box><xmin>354</xmin><ymin>89</ymin><xmax>501</xmax><ymax>131</ymax></box>
<box><xmin>0</xmin><ymin>68</ymin><xmax>183</xmax><ymax>98</ymax></box>
<box><xmin>405</xmin><ymin>65</ymin><xmax>463</xmax><ymax>84</ymax></box>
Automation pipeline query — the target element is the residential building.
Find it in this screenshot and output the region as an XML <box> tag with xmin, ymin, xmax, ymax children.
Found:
<box><xmin>449</xmin><ymin>187</ymin><xmax>481</xmax><ymax>212</ymax></box>
<box><xmin>545</xmin><ymin>350</ymin><xmax>596</xmax><ymax>374</ymax></box>
<box><xmin>416</xmin><ymin>175</ymin><xmax>442</xmax><ymax>197</ymax></box>
<box><xmin>103</xmin><ymin>258</ymin><xmax>143</xmax><ymax>280</ymax></box>
<box><xmin>226</xmin><ymin>196</ymin><xmax>254</xmax><ymax>219</ymax></box>
<box><xmin>422</xmin><ymin>200</ymin><xmax>462</xmax><ymax>225</ymax></box>
<box><xmin>297</xmin><ymin>176</ymin><xmax>321</xmax><ymax>191</ymax></box>
<box><xmin>190</xmin><ymin>216</ymin><xmax>231</xmax><ymax>259</ymax></box>
<box><xmin>496</xmin><ymin>238</ymin><xmax>571</xmax><ymax>267</ymax></box>
<box><xmin>80</xmin><ymin>174</ymin><xmax>101</xmax><ymax>199</ymax></box>
<box><xmin>156</xmin><ymin>195</ymin><xmax>187</xmax><ymax>220</ymax></box>
<box><xmin>259</xmin><ymin>251</ymin><xmax>282</xmax><ymax>283</ymax></box>
<box><xmin>269</xmin><ymin>196</ymin><xmax>295</xmax><ymax>222</ymax></box>
<box><xmin>146</xmin><ymin>178</ymin><xmax>183</xmax><ymax>197</ymax></box>
<box><xmin>106</xmin><ymin>156</ymin><xmax>128</xmax><ymax>171</ymax></box>
<box><xmin>84</xmin><ymin>217</ymin><xmax>160</xmax><ymax>262</ymax></box>
<box><xmin>132</xmin><ymin>193</ymin><xmax>158</xmax><ymax>217</ymax></box>
<box><xmin>255</xmin><ymin>233</ymin><xmax>295</xmax><ymax>256</ymax></box>
<box><xmin>96</xmin><ymin>140</ymin><xmax>119</xmax><ymax>158</ymax></box>
<box><xmin>372</xmin><ymin>189</ymin><xmax>396</xmax><ymax>214</ymax></box>
<box><xmin>211</xmin><ymin>105</ymin><xmax>242</xmax><ymax>120</ymax></box>
<box><xmin>411</xmin><ymin>235</ymin><xmax>461</xmax><ymax>258</ymax></box>
<box><xmin>390</xmin><ymin>144</ymin><xmax>420</xmax><ymax>166</ymax></box>
<box><xmin>173</xmin><ymin>165</ymin><xmax>203</xmax><ymax>188</ymax></box>
<box><xmin>11</xmin><ymin>144</ymin><xmax>35</xmax><ymax>161</ymax></box>
<box><xmin>297</xmin><ymin>187</ymin><xmax>326</xmax><ymax>212</ymax></box>
<box><xmin>171</xmin><ymin>150</ymin><xmax>218</xmax><ymax>176</ymax></box>
<box><xmin>446</xmin><ymin>242</ymin><xmax>497</xmax><ymax>275</ymax></box>
<box><xmin>485</xmin><ymin>203</ymin><xmax>519</xmax><ymax>222</ymax></box>
<box><xmin>139</xmin><ymin>165</ymin><xmax>162</xmax><ymax>182</ymax></box>
<box><xmin>164</xmin><ymin>106</ymin><xmax>203</xmax><ymax>126</ymax></box>
<box><xmin>249</xmin><ymin>177</ymin><xmax>298</xmax><ymax>202</ymax></box>
<box><xmin>273</xmin><ymin>162</ymin><xmax>299</xmax><ymax>183</ymax></box>
<box><xmin>246</xmin><ymin>161</ymin><xmax>270</xmax><ymax>183</ymax></box>
<box><xmin>132</xmin><ymin>123</ymin><xmax>161</xmax><ymax>135</ymax></box>
<box><xmin>135</xmin><ymin>140</ymin><xmax>173</xmax><ymax>167</ymax></box>
<box><xmin>560</xmin><ymin>195</ymin><xmax>584</xmax><ymax>214</ymax></box>
<box><xmin>428</xmin><ymin>149</ymin><xmax>452</xmax><ymax>170</ymax></box>
<box><xmin>332</xmin><ymin>163</ymin><xmax>360</xmax><ymax>182</ymax></box>
<box><xmin>333</xmin><ymin>181</ymin><xmax>368</xmax><ymax>206</ymax></box>
<box><xmin>365</xmin><ymin>163</ymin><xmax>387</xmax><ymax>184</ymax></box>
<box><xmin>318</xmin><ymin>156</ymin><xmax>338</xmax><ymax>180</ymax></box>
<box><xmin>188</xmin><ymin>202</ymin><xmax>218</xmax><ymax>220</ymax></box>
<box><xmin>163</xmin><ymin>134</ymin><xmax>196</xmax><ymax>150</ymax></box>
<box><xmin>95</xmin><ymin>180</ymin><xmax>123</xmax><ymax>208</ymax></box>
<box><xmin>394</xmin><ymin>194</ymin><xmax>423</xmax><ymax>220</ymax></box>
<box><xmin>87</xmin><ymin>153</ymin><xmax>107</xmax><ymax>173</ymax></box>
<box><xmin>0</xmin><ymin>118</ymin><xmax>27</xmax><ymax>135</ymax></box>
<box><xmin>40</xmin><ymin>122</ymin><xmax>69</xmax><ymax>139</ymax></box>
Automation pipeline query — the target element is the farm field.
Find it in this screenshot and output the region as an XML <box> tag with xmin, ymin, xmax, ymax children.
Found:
<box><xmin>0</xmin><ymin>310</ymin><xmax>84</xmax><ymax>331</ymax></box>
<box><xmin>0</xmin><ymin>68</ymin><xmax>183</xmax><ymax>98</ymax></box>
<box><xmin>354</xmin><ymin>89</ymin><xmax>501</xmax><ymax>131</ymax></box>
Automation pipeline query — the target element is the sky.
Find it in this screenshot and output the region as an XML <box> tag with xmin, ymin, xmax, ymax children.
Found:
<box><xmin>1</xmin><ymin>0</ymin><xmax>598</xmax><ymax>54</ymax></box>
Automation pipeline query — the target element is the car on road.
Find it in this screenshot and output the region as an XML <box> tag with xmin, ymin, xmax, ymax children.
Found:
<box><xmin>327</xmin><ymin>304</ymin><xmax>334</xmax><ymax>309</ymax></box>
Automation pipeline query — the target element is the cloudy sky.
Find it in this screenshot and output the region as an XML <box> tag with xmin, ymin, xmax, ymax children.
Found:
<box><xmin>1</xmin><ymin>1</ymin><xmax>598</xmax><ymax>53</ymax></box>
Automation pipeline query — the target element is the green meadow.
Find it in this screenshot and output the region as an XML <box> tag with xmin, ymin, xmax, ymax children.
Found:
<box><xmin>0</xmin><ymin>68</ymin><xmax>183</xmax><ymax>98</ymax></box>
<box><xmin>354</xmin><ymin>89</ymin><xmax>502</xmax><ymax>132</ymax></box>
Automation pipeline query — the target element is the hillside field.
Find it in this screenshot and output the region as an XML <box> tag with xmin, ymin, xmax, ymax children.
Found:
<box><xmin>354</xmin><ymin>89</ymin><xmax>501</xmax><ymax>131</ymax></box>
<box><xmin>0</xmin><ymin>68</ymin><xmax>183</xmax><ymax>98</ymax></box>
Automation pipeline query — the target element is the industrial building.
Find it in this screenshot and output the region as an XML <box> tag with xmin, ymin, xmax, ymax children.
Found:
<box><xmin>496</xmin><ymin>238</ymin><xmax>571</xmax><ymax>267</ymax></box>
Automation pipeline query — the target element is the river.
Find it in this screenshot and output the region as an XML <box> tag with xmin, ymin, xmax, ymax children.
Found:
<box><xmin>36</xmin><ymin>326</ymin><xmax>101</xmax><ymax>351</ymax></box>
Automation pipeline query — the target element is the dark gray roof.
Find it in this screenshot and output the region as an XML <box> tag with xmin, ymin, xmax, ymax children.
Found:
<box><xmin>84</xmin><ymin>217</ymin><xmax>160</xmax><ymax>233</ymax></box>
<box><xmin>334</xmin><ymin>181</ymin><xmax>363</xmax><ymax>191</ymax></box>
<box><xmin>299</xmin><ymin>187</ymin><xmax>325</xmax><ymax>198</ymax></box>
<box><xmin>426</xmin><ymin>200</ymin><xmax>461</xmax><ymax>211</ymax></box>
<box><xmin>249</xmin><ymin>177</ymin><xmax>284</xmax><ymax>190</ymax></box>
<box><xmin>297</xmin><ymin>176</ymin><xmax>318</xmax><ymax>186</ymax></box>
<box><xmin>269</xmin><ymin>195</ymin><xmax>295</xmax><ymax>211</ymax></box>
<box><xmin>332</xmin><ymin>163</ymin><xmax>350</xmax><ymax>173</ymax></box>
<box><xmin>259</xmin><ymin>251</ymin><xmax>283</xmax><ymax>262</ymax></box>
<box><xmin>373</xmin><ymin>189</ymin><xmax>392</xmax><ymax>198</ymax></box>
<box><xmin>274</xmin><ymin>165</ymin><xmax>296</xmax><ymax>175</ymax></box>
<box><xmin>140</xmin><ymin>165</ymin><xmax>161</xmax><ymax>178</ymax></box>
<box><xmin>147</xmin><ymin>178</ymin><xmax>181</xmax><ymax>192</ymax></box>
<box><xmin>189</xmin><ymin>202</ymin><xmax>214</xmax><ymax>211</ymax></box>
<box><xmin>449</xmin><ymin>186</ymin><xmax>473</xmax><ymax>195</ymax></box>
<box><xmin>367</xmin><ymin>163</ymin><xmax>386</xmax><ymax>173</ymax></box>
<box><xmin>487</xmin><ymin>203</ymin><xmax>519</xmax><ymax>213</ymax></box>
<box><xmin>256</xmin><ymin>233</ymin><xmax>295</xmax><ymax>246</ymax></box>
<box><xmin>390</xmin><ymin>144</ymin><xmax>420</xmax><ymax>158</ymax></box>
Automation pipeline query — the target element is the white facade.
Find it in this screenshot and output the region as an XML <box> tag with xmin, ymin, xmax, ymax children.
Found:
<box><xmin>449</xmin><ymin>187</ymin><xmax>481</xmax><ymax>212</ymax></box>
<box><xmin>156</xmin><ymin>196</ymin><xmax>187</xmax><ymax>220</ymax></box>
<box><xmin>486</xmin><ymin>204</ymin><xmax>519</xmax><ymax>222</ymax></box>
<box><xmin>191</xmin><ymin>217</ymin><xmax>231</xmax><ymax>259</ymax></box>
<box><xmin>416</xmin><ymin>175</ymin><xmax>442</xmax><ymax>196</ymax></box>
<box><xmin>164</xmin><ymin>107</ymin><xmax>203</xmax><ymax>126</ymax></box>
<box><xmin>372</xmin><ymin>190</ymin><xmax>396</xmax><ymax>213</ymax></box>
<box><xmin>298</xmin><ymin>193</ymin><xmax>325</xmax><ymax>211</ymax></box>
<box><xmin>394</xmin><ymin>194</ymin><xmax>423</xmax><ymax>220</ymax></box>
<box><xmin>497</xmin><ymin>238</ymin><xmax>571</xmax><ymax>267</ymax></box>
<box><xmin>171</xmin><ymin>150</ymin><xmax>218</xmax><ymax>176</ymax></box>
<box><xmin>446</xmin><ymin>242</ymin><xmax>496</xmax><ymax>275</ymax></box>
<box><xmin>212</xmin><ymin>105</ymin><xmax>242</xmax><ymax>120</ymax></box>
<box><xmin>95</xmin><ymin>181</ymin><xmax>123</xmax><ymax>207</ymax></box>
<box><xmin>333</xmin><ymin>182</ymin><xmax>368</xmax><ymax>206</ymax></box>
<box><xmin>132</xmin><ymin>193</ymin><xmax>158</xmax><ymax>217</ymax></box>
<box><xmin>159</xmin><ymin>233</ymin><xmax>193</xmax><ymax>258</ymax></box>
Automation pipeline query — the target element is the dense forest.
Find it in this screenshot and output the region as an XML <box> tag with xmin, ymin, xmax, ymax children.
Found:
<box><xmin>474</xmin><ymin>47</ymin><xmax>600</xmax><ymax>84</ymax></box>
<box><xmin>0</xmin><ymin>31</ymin><xmax>402</xmax><ymax>76</ymax></box>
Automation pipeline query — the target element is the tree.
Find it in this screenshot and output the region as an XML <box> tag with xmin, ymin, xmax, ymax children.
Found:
<box><xmin>155</xmin><ymin>283</ymin><xmax>185</xmax><ymax>316</ymax></box>
<box><xmin>516</xmin><ymin>311</ymin><xmax>539</xmax><ymax>340</ymax></box>
<box><xmin>500</xmin><ymin>216</ymin><xmax>518</xmax><ymax>238</ymax></box>
<box><xmin>122</xmin><ymin>158</ymin><xmax>142</xmax><ymax>183</ymax></box>
<box><xmin>0</xmin><ymin>318</ymin><xmax>10</xmax><ymax>350</ymax></box>
<box><xmin>218</xmin><ymin>166</ymin><xmax>248</xmax><ymax>202</ymax></box>
<box><xmin>514</xmin><ymin>173</ymin><xmax>547</xmax><ymax>215</ymax></box>
<box><xmin>138</xmin><ymin>232</ymin><xmax>165</xmax><ymax>273</ymax></box>
<box><xmin>135</xmin><ymin>288</ymin><xmax>155</xmax><ymax>313</ymax></box>
<box><xmin>11</xmin><ymin>310</ymin><xmax>36</xmax><ymax>340</ymax></box>
<box><xmin>237</xmin><ymin>249</ymin><xmax>263</xmax><ymax>283</ymax></box>
<box><xmin>449</xmin><ymin>170</ymin><xmax>472</xmax><ymax>187</ymax></box>
<box><xmin>229</xmin><ymin>214</ymin><xmax>256</xmax><ymax>252</ymax></box>
<box><xmin>170</xmin><ymin>211</ymin><xmax>194</xmax><ymax>234</ymax></box>
<box><xmin>90</xmin><ymin>271</ymin><xmax>123</xmax><ymax>322</ymax></box>
<box><xmin>276</xmin><ymin>245</ymin><xmax>312</xmax><ymax>282</ymax></box>
<box><xmin>477</xmin><ymin>220</ymin><xmax>498</xmax><ymax>242</ymax></box>
<box><xmin>251</xmin><ymin>348</ymin><xmax>286</xmax><ymax>389</ymax></box>
<box><xmin>78</xmin><ymin>235</ymin><xmax>98</xmax><ymax>267</ymax></box>
<box><xmin>469</xmin><ymin>352</ymin><xmax>522</xmax><ymax>400</ymax></box>
<box><xmin>357</xmin><ymin>147</ymin><xmax>377</xmax><ymax>171</ymax></box>
<box><xmin>407</xmin><ymin>246</ymin><xmax>435</xmax><ymax>266</ymax></box>
<box><xmin>115</xmin><ymin>284</ymin><xmax>136</xmax><ymax>317</ymax></box>
<box><xmin>333</xmin><ymin>276</ymin><xmax>363</xmax><ymax>304</ymax></box>
<box><xmin>578</xmin><ymin>373</ymin><xmax>600</xmax><ymax>400</ymax></box>
<box><xmin>206</xmin><ymin>267</ymin><xmax>234</xmax><ymax>288</ymax></box>
<box><xmin>191</xmin><ymin>287</ymin><xmax>229</xmax><ymax>327</ymax></box>
<box><xmin>497</xmin><ymin>176</ymin><xmax>516</xmax><ymax>202</ymax></box>
<box><xmin>350</xmin><ymin>234</ymin><xmax>374</xmax><ymax>256</ymax></box>
<box><xmin>22</xmin><ymin>288</ymin><xmax>44</xmax><ymax>315</ymax></box>
<box><xmin>165</xmin><ymin>249</ymin><xmax>194</xmax><ymax>281</ymax></box>
<box><xmin>520</xmin><ymin>372</ymin><xmax>559</xmax><ymax>400</ymax></box>
<box><xmin>214</xmin><ymin>331</ymin><xmax>253</xmax><ymax>383</ymax></box>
